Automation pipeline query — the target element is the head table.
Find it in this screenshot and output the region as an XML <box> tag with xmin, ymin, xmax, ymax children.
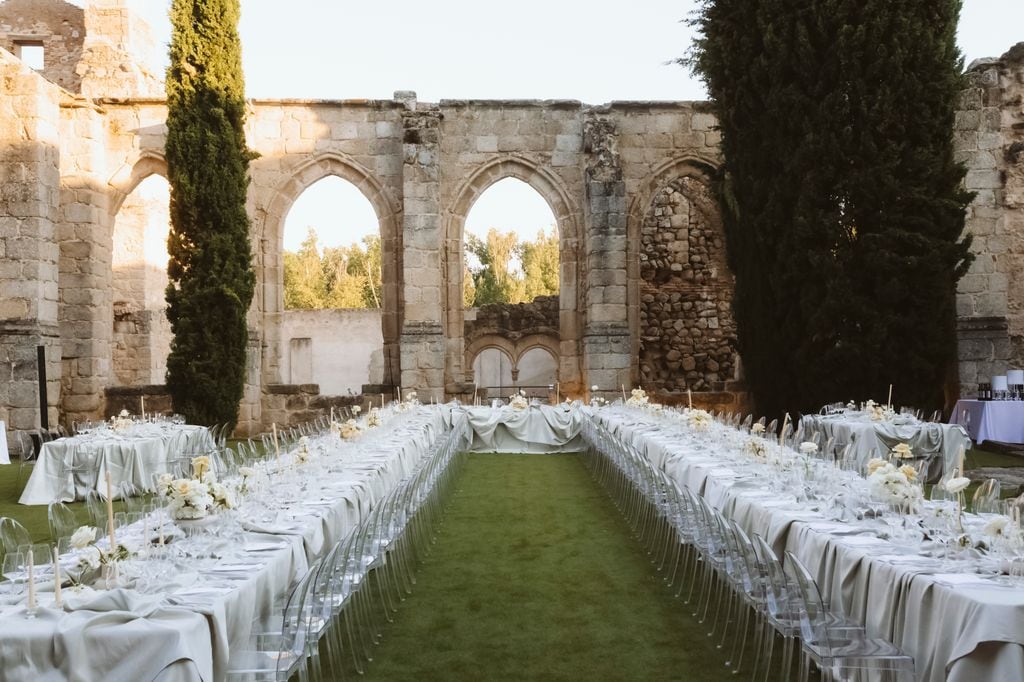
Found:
<box><xmin>593</xmin><ymin>405</ymin><xmax>1024</xmax><ymax>682</ymax></box>
<box><xmin>19</xmin><ymin>422</ymin><xmax>215</xmax><ymax>505</ymax></box>
<box><xmin>0</xmin><ymin>405</ymin><xmax>460</xmax><ymax>681</ymax></box>
<box><xmin>453</xmin><ymin>403</ymin><xmax>584</xmax><ymax>453</ymax></box>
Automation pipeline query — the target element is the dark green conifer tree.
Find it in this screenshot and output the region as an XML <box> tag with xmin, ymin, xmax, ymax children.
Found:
<box><xmin>164</xmin><ymin>0</ymin><xmax>254</xmax><ymax>428</ymax></box>
<box><xmin>688</xmin><ymin>0</ymin><xmax>974</xmax><ymax>416</ymax></box>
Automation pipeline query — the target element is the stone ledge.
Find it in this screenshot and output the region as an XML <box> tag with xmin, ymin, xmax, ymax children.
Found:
<box><xmin>957</xmin><ymin>316</ymin><xmax>1008</xmax><ymax>334</ymax></box>
<box><xmin>265</xmin><ymin>383</ymin><xmax>320</xmax><ymax>395</ymax></box>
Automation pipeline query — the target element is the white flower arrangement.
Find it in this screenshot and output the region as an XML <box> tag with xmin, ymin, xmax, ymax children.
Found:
<box><xmin>366</xmin><ymin>408</ymin><xmax>382</xmax><ymax>427</ymax></box>
<box><xmin>339</xmin><ymin>419</ymin><xmax>362</xmax><ymax>440</ymax></box>
<box><xmin>799</xmin><ymin>441</ymin><xmax>819</xmax><ymax>455</ymax></box>
<box><xmin>751</xmin><ymin>422</ymin><xmax>766</xmax><ymax>435</ymax></box>
<box><xmin>509</xmin><ymin>393</ymin><xmax>529</xmax><ymax>410</ymax></box>
<box><xmin>942</xmin><ymin>475</ymin><xmax>971</xmax><ymax>495</ymax></box>
<box><xmin>351</xmin><ymin>405</ymin><xmax>362</xmax><ymax>416</ymax></box>
<box><xmin>590</xmin><ymin>396</ymin><xmax>607</xmax><ymax>408</ymax></box>
<box><xmin>983</xmin><ymin>516</ymin><xmax>1011</xmax><ymax>538</ymax></box>
<box><xmin>745</xmin><ymin>438</ymin><xmax>767</xmax><ymax>458</ymax></box>
<box><xmin>111</xmin><ymin>409</ymin><xmax>133</xmax><ymax>433</ymax></box>
<box><xmin>687</xmin><ymin>409</ymin><xmax>712</xmax><ymax>431</ymax></box>
<box><xmin>156</xmin><ymin>456</ymin><xmax>232</xmax><ymax>520</ymax></box>
<box><xmin>866</xmin><ymin>460</ymin><xmax>923</xmax><ymax>510</ymax></box>
<box><xmin>891</xmin><ymin>443</ymin><xmax>913</xmax><ymax>459</ymax></box>
<box><xmin>238</xmin><ymin>466</ymin><xmax>255</xmax><ymax>494</ymax></box>
<box><xmin>398</xmin><ymin>391</ymin><xmax>419</xmax><ymax>411</ymax></box>
<box><xmin>69</xmin><ymin>525</ymin><xmax>131</xmax><ymax>571</ymax></box>
<box><xmin>295</xmin><ymin>436</ymin><xmax>313</xmax><ymax>464</ymax></box>
<box><xmin>626</xmin><ymin>388</ymin><xmax>649</xmax><ymax>408</ymax></box>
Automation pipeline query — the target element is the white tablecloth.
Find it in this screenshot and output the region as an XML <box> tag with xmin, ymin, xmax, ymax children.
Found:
<box><xmin>801</xmin><ymin>412</ymin><xmax>969</xmax><ymax>481</ymax></box>
<box><xmin>0</xmin><ymin>420</ymin><xmax>9</xmax><ymax>465</ymax></box>
<box><xmin>594</xmin><ymin>408</ymin><xmax>1024</xmax><ymax>682</ymax></box>
<box><xmin>0</xmin><ymin>406</ymin><xmax>458</xmax><ymax>681</ymax></box>
<box><xmin>951</xmin><ymin>399</ymin><xmax>1024</xmax><ymax>445</ymax></box>
<box><xmin>457</xmin><ymin>404</ymin><xmax>583</xmax><ymax>453</ymax></box>
<box><xmin>18</xmin><ymin>424</ymin><xmax>215</xmax><ymax>505</ymax></box>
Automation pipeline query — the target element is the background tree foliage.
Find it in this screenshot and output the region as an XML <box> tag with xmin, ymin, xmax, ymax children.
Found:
<box><xmin>283</xmin><ymin>226</ymin><xmax>559</xmax><ymax>309</ymax></box>
<box><xmin>687</xmin><ymin>0</ymin><xmax>974</xmax><ymax>417</ymax></box>
<box><xmin>164</xmin><ymin>0</ymin><xmax>255</xmax><ymax>428</ymax></box>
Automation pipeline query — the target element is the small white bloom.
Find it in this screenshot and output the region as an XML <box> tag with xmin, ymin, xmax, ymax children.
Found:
<box><xmin>751</xmin><ymin>423</ymin><xmax>766</xmax><ymax>434</ymax></box>
<box><xmin>799</xmin><ymin>442</ymin><xmax>818</xmax><ymax>455</ymax></box>
<box><xmin>351</xmin><ymin>405</ymin><xmax>361</xmax><ymax>415</ymax></box>
<box><xmin>70</xmin><ymin>526</ymin><xmax>97</xmax><ymax>550</ymax></box>
<box><xmin>943</xmin><ymin>477</ymin><xmax>972</xmax><ymax>494</ymax></box>
<box><xmin>983</xmin><ymin>516</ymin><xmax>1010</xmax><ymax>537</ymax></box>
<box><xmin>119</xmin><ymin>409</ymin><xmax>130</xmax><ymax>417</ymax></box>
<box><xmin>591</xmin><ymin>385</ymin><xmax>599</xmax><ymax>392</ymax></box>
<box><xmin>891</xmin><ymin>443</ymin><xmax>913</xmax><ymax>459</ymax></box>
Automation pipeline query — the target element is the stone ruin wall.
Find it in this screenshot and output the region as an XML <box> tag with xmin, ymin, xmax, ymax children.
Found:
<box><xmin>3</xmin><ymin>1</ymin><xmax>1023</xmax><ymax>448</ymax></box>
<box><xmin>955</xmin><ymin>44</ymin><xmax>1024</xmax><ymax>394</ymax></box>
<box><xmin>638</xmin><ymin>175</ymin><xmax>736</xmax><ymax>392</ymax></box>
<box><xmin>0</xmin><ymin>0</ymin><xmax>84</xmax><ymax>93</ymax></box>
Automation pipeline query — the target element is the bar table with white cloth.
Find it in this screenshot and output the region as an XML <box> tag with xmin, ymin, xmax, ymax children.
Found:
<box><xmin>801</xmin><ymin>410</ymin><xmax>969</xmax><ymax>482</ymax></box>
<box><xmin>18</xmin><ymin>423</ymin><xmax>215</xmax><ymax>505</ymax></box>
<box><xmin>0</xmin><ymin>406</ymin><xmax>458</xmax><ymax>681</ymax></box>
<box><xmin>592</xmin><ymin>407</ymin><xmax>1024</xmax><ymax>682</ymax></box>
<box><xmin>950</xmin><ymin>399</ymin><xmax>1024</xmax><ymax>445</ymax></box>
<box><xmin>0</xmin><ymin>420</ymin><xmax>9</xmax><ymax>464</ymax></box>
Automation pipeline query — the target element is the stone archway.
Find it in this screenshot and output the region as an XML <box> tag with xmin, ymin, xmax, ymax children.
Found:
<box><xmin>259</xmin><ymin>152</ymin><xmax>403</xmax><ymax>391</ymax></box>
<box><xmin>626</xmin><ymin>156</ymin><xmax>738</xmax><ymax>393</ymax></box>
<box><xmin>444</xmin><ymin>155</ymin><xmax>582</xmax><ymax>393</ymax></box>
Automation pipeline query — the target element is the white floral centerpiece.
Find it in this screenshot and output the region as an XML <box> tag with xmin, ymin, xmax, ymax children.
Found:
<box><xmin>940</xmin><ymin>469</ymin><xmax>972</xmax><ymax>538</ymax></box>
<box><xmin>751</xmin><ymin>422</ymin><xmax>766</xmax><ymax>435</ymax></box>
<box><xmin>799</xmin><ymin>441</ymin><xmax>819</xmax><ymax>456</ymax></box>
<box><xmin>626</xmin><ymin>388</ymin><xmax>650</xmax><ymax>408</ymax></box>
<box><xmin>351</xmin><ymin>405</ymin><xmax>362</xmax><ymax>416</ymax></box>
<box><xmin>339</xmin><ymin>419</ymin><xmax>362</xmax><ymax>439</ymax></box>
<box><xmin>891</xmin><ymin>443</ymin><xmax>913</xmax><ymax>459</ymax></box>
<box><xmin>366</xmin><ymin>407</ymin><xmax>383</xmax><ymax>427</ymax></box>
<box><xmin>687</xmin><ymin>409</ymin><xmax>712</xmax><ymax>431</ymax></box>
<box><xmin>398</xmin><ymin>391</ymin><xmax>419</xmax><ymax>411</ymax></box>
<box><xmin>295</xmin><ymin>435</ymin><xmax>313</xmax><ymax>463</ymax></box>
<box><xmin>111</xmin><ymin>409</ymin><xmax>133</xmax><ymax>433</ymax></box>
<box><xmin>745</xmin><ymin>438</ymin><xmax>767</xmax><ymax>459</ymax></box>
<box><xmin>157</xmin><ymin>455</ymin><xmax>235</xmax><ymax>520</ymax></box>
<box><xmin>866</xmin><ymin>399</ymin><xmax>896</xmax><ymax>422</ymax></box>
<box><xmin>509</xmin><ymin>391</ymin><xmax>529</xmax><ymax>410</ymax></box>
<box><xmin>69</xmin><ymin>526</ymin><xmax>132</xmax><ymax>573</ymax></box>
<box><xmin>866</xmin><ymin>458</ymin><xmax>922</xmax><ymax>511</ymax></box>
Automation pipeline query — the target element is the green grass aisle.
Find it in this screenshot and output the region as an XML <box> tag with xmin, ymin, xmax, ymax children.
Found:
<box><xmin>364</xmin><ymin>454</ymin><xmax>736</xmax><ymax>681</ymax></box>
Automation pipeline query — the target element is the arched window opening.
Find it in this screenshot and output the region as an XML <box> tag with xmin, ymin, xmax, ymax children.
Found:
<box><xmin>517</xmin><ymin>347</ymin><xmax>558</xmax><ymax>388</ymax></box>
<box><xmin>463</xmin><ymin>178</ymin><xmax>559</xmax><ymax>308</ymax></box>
<box><xmin>472</xmin><ymin>347</ymin><xmax>515</xmax><ymax>398</ymax></box>
<box><xmin>280</xmin><ymin>175</ymin><xmax>384</xmax><ymax>395</ymax></box>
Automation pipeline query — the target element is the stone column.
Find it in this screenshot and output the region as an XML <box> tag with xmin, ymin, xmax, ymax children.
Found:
<box><xmin>582</xmin><ymin>114</ymin><xmax>632</xmax><ymax>393</ymax></box>
<box><xmin>0</xmin><ymin>52</ymin><xmax>63</xmax><ymax>452</ymax></box>
<box><xmin>398</xmin><ymin>101</ymin><xmax>446</xmax><ymax>400</ymax></box>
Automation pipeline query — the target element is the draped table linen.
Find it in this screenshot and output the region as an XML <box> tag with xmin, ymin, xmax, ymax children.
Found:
<box><xmin>801</xmin><ymin>411</ymin><xmax>969</xmax><ymax>482</ymax></box>
<box><xmin>0</xmin><ymin>420</ymin><xmax>9</xmax><ymax>465</ymax></box>
<box><xmin>0</xmin><ymin>407</ymin><xmax>456</xmax><ymax>681</ymax></box>
<box><xmin>592</xmin><ymin>407</ymin><xmax>1024</xmax><ymax>682</ymax></box>
<box><xmin>456</xmin><ymin>404</ymin><xmax>583</xmax><ymax>453</ymax></box>
<box><xmin>950</xmin><ymin>399</ymin><xmax>1024</xmax><ymax>445</ymax></box>
<box><xmin>18</xmin><ymin>424</ymin><xmax>214</xmax><ymax>505</ymax></box>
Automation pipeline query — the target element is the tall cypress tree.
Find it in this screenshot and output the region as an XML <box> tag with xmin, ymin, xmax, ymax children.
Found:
<box><xmin>687</xmin><ymin>0</ymin><xmax>974</xmax><ymax>417</ymax></box>
<box><xmin>164</xmin><ymin>0</ymin><xmax>254</xmax><ymax>428</ymax></box>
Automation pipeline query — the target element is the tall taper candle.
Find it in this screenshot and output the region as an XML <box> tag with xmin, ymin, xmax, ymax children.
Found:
<box><xmin>779</xmin><ymin>413</ymin><xmax>789</xmax><ymax>447</ymax></box>
<box><xmin>27</xmin><ymin>550</ymin><xmax>36</xmax><ymax>611</ymax></box>
<box><xmin>272</xmin><ymin>423</ymin><xmax>280</xmax><ymax>464</ymax></box>
<box><xmin>330</xmin><ymin>406</ymin><xmax>334</xmax><ymax>423</ymax></box>
<box><xmin>958</xmin><ymin>445</ymin><xmax>965</xmax><ymax>477</ymax></box>
<box><xmin>887</xmin><ymin>384</ymin><xmax>893</xmax><ymax>409</ymax></box>
<box><xmin>140</xmin><ymin>395</ymin><xmax>145</xmax><ymax>419</ymax></box>
<box><xmin>105</xmin><ymin>472</ymin><xmax>116</xmax><ymax>552</ymax></box>
<box><xmin>621</xmin><ymin>384</ymin><xmax>627</xmax><ymax>402</ymax></box>
<box><xmin>555</xmin><ymin>383</ymin><xmax>560</xmax><ymax>404</ymax></box>
<box><xmin>52</xmin><ymin>546</ymin><xmax>62</xmax><ymax>608</ymax></box>
<box><xmin>688</xmin><ymin>389</ymin><xmax>693</xmax><ymax>409</ymax></box>
<box><xmin>380</xmin><ymin>393</ymin><xmax>385</xmax><ymax>409</ymax></box>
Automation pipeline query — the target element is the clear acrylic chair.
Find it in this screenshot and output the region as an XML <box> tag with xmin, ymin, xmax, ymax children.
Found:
<box><xmin>0</xmin><ymin>517</ymin><xmax>33</xmax><ymax>557</ymax></box>
<box><xmin>48</xmin><ymin>501</ymin><xmax>79</xmax><ymax>548</ymax></box>
<box><xmin>972</xmin><ymin>479</ymin><xmax>1001</xmax><ymax>513</ymax></box>
<box><xmin>784</xmin><ymin>551</ymin><xmax>915</xmax><ymax>682</ymax></box>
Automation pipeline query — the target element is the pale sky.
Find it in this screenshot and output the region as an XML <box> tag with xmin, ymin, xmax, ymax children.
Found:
<box><xmin>100</xmin><ymin>0</ymin><xmax>1023</xmax><ymax>251</ymax></box>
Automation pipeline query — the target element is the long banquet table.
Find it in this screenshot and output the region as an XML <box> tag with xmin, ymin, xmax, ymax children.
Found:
<box><xmin>801</xmin><ymin>410</ymin><xmax>970</xmax><ymax>482</ymax></box>
<box><xmin>19</xmin><ymin>423</ymin><xmax>215</xmax><ymax>505</ymax></box>
<box><xmin>0</xmin><ymin>406</ymin><xmax>460</xmax><ymax>681</ymax></box>
<box><xmin>592</xmin><ymin>406</ymin><xmax>1024</xmax><ymax>682</ymax></box>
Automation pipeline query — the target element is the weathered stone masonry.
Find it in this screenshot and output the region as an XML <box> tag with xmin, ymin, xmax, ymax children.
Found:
<box><xmin>1</xmin><ymin>1</ymin><xmax>1019</xmax><ymax>449</ymax></box>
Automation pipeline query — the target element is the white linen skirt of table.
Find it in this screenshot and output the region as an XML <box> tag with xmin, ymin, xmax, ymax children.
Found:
<box><xmin>950</xmin><ymin>399</ymin><xmax>1024</xmax><ymax>445</ymax></box>
<box><xmin>0</xmin><ymin>420</ymin><xmax>9</xmax><ymax>464</ymax></box>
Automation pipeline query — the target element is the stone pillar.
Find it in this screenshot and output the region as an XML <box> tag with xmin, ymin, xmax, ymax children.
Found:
<box><xmin>398</xmin><ymin>100</ymin><xmax>446</xmax><ymax>400</ymax></box>
<box><xmin>57</xmin><ymin>102</ymin><xmax>114</xmax><ymax>430</ymax></box>
<box><xmin>582</xmin><ymin>114</ymin><xmax>632</xmax><ymax>392</ymax></box>
<box><xmin>0</xmin><ymin>52</ymin><xmax>62</xmax><ymax>452</ymax></box>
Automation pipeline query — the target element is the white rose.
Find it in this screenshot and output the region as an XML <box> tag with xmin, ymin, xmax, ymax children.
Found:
<box><xmin>352</xmin><ymin>406</ymin><xmax>361</xmax><ymax>415</ymax></box>
<box><xmin>983</xmin><ymin>516</ymin><xmax>1010</xmax><ymax>537</ymax></box>
<box><xmin>891</xmin><ymin>443</ymin><xmax>913</xmax><ymax>459</ymax></box>
<box><xmin>799</xmin><ymin>442</ymin><xmax>819</xmax><ymax>455</ymax></box>
<box><xmin>70</xmin><ymin>526</ymin><xmax>97</xmax><ymax>550</ymax></box>
<box><xmin>751</xmin><ymin>423</ymin><xmax>765</xmax><ymax>434</ymax></box>
<box><xmin>591</xmin><ymin>385</ymin><xmax>599</xmax><ymax>392</ymax></box>
<box><xmin>943</xmin><ymin>477</ymin><xmax>971</xmax><ymax>494</ymax></box>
